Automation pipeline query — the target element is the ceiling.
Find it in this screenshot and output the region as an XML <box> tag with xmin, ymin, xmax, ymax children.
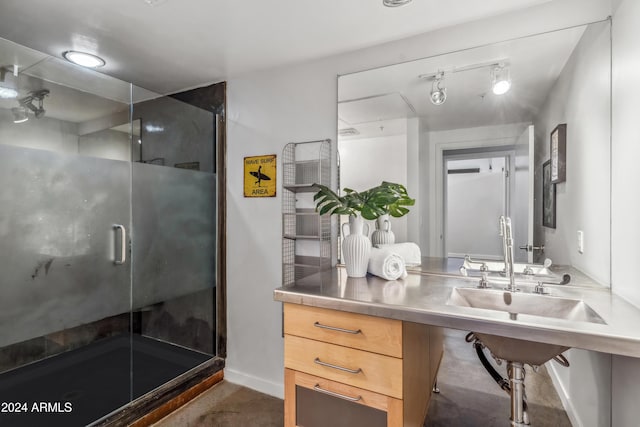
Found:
<box><xmin>0</xmin><ymin>37</ymin><xmax>158</xmax><ymax>124</ymax></box>
<box><xmin>338</xmin><ymin>24</ymin><xmax>587</xmax><ymax>135</ymax></box>
<box><xmin>0</xmin><ymin>0</ymin><xmax>551</xmax><ymax>94</ymax></box>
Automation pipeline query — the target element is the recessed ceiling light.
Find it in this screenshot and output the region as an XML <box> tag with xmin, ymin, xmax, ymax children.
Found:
<box><xmin>63</xmin><ymin>51</ymin><xmax>106</xmax><ymax>68</ymax></box>
<box><xmin>0</xmin><ymin>86</ymin><xmax>18</xmax><ymax>99</ymax></box>
<box><xmin>383</xmin><ymin>0</ymin><xmax>413</xmax><ymax>7</ymax></box>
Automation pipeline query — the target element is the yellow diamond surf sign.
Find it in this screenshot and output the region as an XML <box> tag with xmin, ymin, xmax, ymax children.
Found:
<box><xmin>244</xmin><ymin>154</ymin><xmax>277</xmax><ymax>197</ymax></box>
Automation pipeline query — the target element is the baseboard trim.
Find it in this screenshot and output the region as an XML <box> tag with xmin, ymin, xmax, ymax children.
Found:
<box><xmin>546</xmin><ymin>361</ymin><xmax>581</xmax><ymax>427</ymax></box>
<box><xmin>224</xmin><ymin>368</ymin><xmax>284</xmax><ymax>399</ymax></box>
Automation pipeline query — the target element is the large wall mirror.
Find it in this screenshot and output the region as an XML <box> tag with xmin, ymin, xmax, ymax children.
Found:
<box><xmin>338</xmin><ymin>19</ymin><xmax>611</xmax><ymax>287</ymax></box>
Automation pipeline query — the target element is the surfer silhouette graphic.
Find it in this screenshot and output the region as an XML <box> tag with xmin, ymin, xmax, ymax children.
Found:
<box><xmin>249</xmin><ymin>165</ymin><xmax>271</xmax><ymax>187</ymax></box>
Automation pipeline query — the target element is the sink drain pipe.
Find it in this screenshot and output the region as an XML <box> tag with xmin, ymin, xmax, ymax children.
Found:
<box><xmin>466</xmin><ymin>332</ymin><xmax>530</xmax><ymax>426</ymax></box>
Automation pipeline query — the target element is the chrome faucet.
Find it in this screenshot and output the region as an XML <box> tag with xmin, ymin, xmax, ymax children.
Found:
<box><xmin>499</xmin><ymin>216</ymin><xmax>517</xmax><ymax>292</ymax></box>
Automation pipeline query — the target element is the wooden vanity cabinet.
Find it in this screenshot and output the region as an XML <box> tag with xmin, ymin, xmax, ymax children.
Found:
<box><xmin>283</xmin><ymin>303</ymin><xmax>443</xmax><ymax>427</ymax></box>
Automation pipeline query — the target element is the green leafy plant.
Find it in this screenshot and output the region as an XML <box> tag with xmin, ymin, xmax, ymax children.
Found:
<box><xmin>313</xmin><ymin>181</ymin><xmax>415</xmax><ymax>220</ymax></box>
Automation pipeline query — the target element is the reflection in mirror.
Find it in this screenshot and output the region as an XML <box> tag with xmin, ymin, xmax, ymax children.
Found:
<box><xmin>80</xmin><ymin>119</ymin><xmax>140</xmax><ymax>161</ymax></box>
<box><xmin>338</xmin><ymin>20</ymin><xmax>611</xmax><ymax>287</ymax></box>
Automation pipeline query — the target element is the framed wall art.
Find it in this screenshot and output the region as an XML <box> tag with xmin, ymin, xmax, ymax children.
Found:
<box><xmin>550</xmin><ymin>123</ymin><xmax>567</xmax><ymax>184</ymax></box>
<box><xmin>542</xmin><ymin>159</ymin><xmax>556</xmax><ymax>228</ymax></box>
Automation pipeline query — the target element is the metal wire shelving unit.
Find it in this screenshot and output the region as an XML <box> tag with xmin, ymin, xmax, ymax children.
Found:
<box><xmin>282</xmin><ymin>139</ymin><xmax>332</xmax><ymax>286</ymax></box>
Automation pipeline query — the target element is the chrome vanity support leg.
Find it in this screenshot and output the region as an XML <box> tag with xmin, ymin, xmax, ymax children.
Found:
<box><xmin>508</xmin><ymin>362</ymin><xmax>530</xmax><ymax>426</ymax></box>
<box><xmin>432</xmin><ymin>378</ymin><xmax>440</xmax><ymax>394</ymax></box>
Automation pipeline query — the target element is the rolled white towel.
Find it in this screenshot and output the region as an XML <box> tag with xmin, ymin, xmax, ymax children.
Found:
<box><xmin>376</xmin><ymin>242</ymin><xmax>421</xmax><ymax>266</ymax></box>
<box><xmin>368</xmin><ymin>247</ymin><xmax>406</xmax><ymax>281</ymax></box>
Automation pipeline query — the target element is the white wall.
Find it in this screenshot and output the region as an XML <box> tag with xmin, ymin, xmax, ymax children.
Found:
<box><xmin>547</xmin><ymin>349</ymin><xmax>612</xmax><ymax>427</ymax></box>
<box><xmin>418</xmin><ymin>122</ymin><xmax>431</xmax><ymax>256</ymax></box>
<box><xmin>527</xmin><ymin>22</ymin><xmax>613</xmax><ymax>427</ymax></box>
<box><xmin>225</xmin><ymin>0</ymin><xmax>611</xmax><ymax>398</ymax></box>
<box><xmin>533</xmin><ymin>21</ymin><xmax>611</xmax><ymax>286</ymax></box>
<box><xmin>339</xmin><ymin>133</ymin><xmax>408</xmax><ymax>242</ymax></box>
<box><xmin>406</xmin><ymin>117</ymin><xmax>422</xmax><ymax>249</ymax></box>
<box><xmin>514</xmin><ymin>126</ymin><xmax>533</xmax><ymax>263</ymax></box>
<box><xmin>611</xmin><ymin>0</ymin><xmax>640</xmax><ymax>425</ymax></box>
<box><xmin>225</xmin><ymin>60</ymin><xmax>338</xmax><ymax>396</ymax></box>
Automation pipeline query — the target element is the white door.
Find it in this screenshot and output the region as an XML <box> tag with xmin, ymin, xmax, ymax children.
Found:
<box><xmin>445</xmin><ymin>155</ymin><xmax>507</xmax><ymax>260</ymax></box>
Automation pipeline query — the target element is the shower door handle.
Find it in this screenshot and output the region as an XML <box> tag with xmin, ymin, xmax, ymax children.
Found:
<box><xmin>114</xmin><ymin>224</ymin><xmax>127</xmax><ymax>265</ymax></box>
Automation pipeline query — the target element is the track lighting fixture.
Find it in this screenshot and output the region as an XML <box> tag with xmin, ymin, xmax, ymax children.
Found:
<box><xmin>492</xmin><ymin>64</ymin><xmax>511</xmax><ymax>95</ymax></box>
<box><xmin>419</xmin><ymin>60</ymin><xmax>512</xmax><ymax>104</ymax></box>
<box><xmin>430</xmin><ymin>72</ymin><xmax>447</xmax><ymax>106</ymax></box>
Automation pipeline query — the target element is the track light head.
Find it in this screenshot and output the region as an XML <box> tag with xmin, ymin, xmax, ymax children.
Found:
<box><xmin>430</xmin><ymin>72</ymin><xmax>447</xmax><ymax>106</ymax></box>
<box><xmin>492</xmin><ymin>64</ymin><xmax>511</xmax><ymax>95</ymax></box>
<box><xmin>19</xmin><ymin>89</ymin><xmax>49</xmax><ymax>120</ymax></box>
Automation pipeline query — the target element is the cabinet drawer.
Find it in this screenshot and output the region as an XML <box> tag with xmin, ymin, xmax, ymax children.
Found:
<box><xmin>285</xmin><ymin>369</ymin><xmax>403</xmax><ymax>427</ymax></box>
<box><xmin>285</xmin><ymin>335</ymin><xmax>403</xmax><ymax>398</ymax></box>
<box><xmin>284</xmin><ymin>303</ymin><xmax>402</xmax><ymax>358</ymax></box>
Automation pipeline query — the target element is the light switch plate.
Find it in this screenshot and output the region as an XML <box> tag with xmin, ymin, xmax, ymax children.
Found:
<box><xmin>577</xmin><ymin>230</ymin><xmax>584</xmax><ymax>254</ymax></box>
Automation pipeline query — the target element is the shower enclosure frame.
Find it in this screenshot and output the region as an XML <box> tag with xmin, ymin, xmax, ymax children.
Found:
<box><xmin>0</xmin><ymin>39</ymin><xmax>228</xmax><ymax>426</ymax></box>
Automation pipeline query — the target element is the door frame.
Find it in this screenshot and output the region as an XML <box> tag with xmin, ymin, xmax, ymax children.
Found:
<box><xmin>429</xmin><ymin>134</ymin><xmax>522</xmax><ymax>257</ymax></box>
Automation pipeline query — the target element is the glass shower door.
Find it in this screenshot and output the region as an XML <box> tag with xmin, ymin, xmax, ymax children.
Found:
<box><xmin>0</xmin><ymin>50</ymin><xmax>134</xmax><ymax>426</ymax></box>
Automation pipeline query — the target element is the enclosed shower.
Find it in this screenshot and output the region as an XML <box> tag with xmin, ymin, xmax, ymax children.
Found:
<box><xmin>0</xmin><ymin>37</ymin><xmax>220</xmax><ymax>426</ymax></box>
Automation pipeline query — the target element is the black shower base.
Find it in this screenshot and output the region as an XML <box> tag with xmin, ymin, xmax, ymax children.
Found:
<box><xmin>0</xmin><ymin>335</ymin><xmax>211</xmax><ymax>427</ymax></box>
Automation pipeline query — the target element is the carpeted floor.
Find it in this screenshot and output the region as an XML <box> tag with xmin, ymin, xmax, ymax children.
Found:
<box><xmin>153</xmin><ymin>328</ymin><xmax>571</xmax><ymax>426</ymax></box>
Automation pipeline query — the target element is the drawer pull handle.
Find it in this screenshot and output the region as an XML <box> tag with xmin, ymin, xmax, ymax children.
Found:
<box><xmin>313</xmin><ymin>384</ymin><xmax>362</xmax><ymax>402</ymax></box>
<box><xmin>314</xmin><ymin>357</ymin><xmax>362</xmax><ymax>374</ymax></box>
<box><xmin>314</xmin><ymin>322</ymin><xmax>362</xmax><ymax>335</ymax></box>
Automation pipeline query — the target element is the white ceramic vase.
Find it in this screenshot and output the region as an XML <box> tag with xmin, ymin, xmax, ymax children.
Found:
<box><xmin>371</xmin><ymin>214</ymin><xmax>395</xmax><ymax>246</ymax></box>
<box><xmin>342</xmin><ymin>215</ymin><xmax>371</xmax><ymax>277</ymax></box>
